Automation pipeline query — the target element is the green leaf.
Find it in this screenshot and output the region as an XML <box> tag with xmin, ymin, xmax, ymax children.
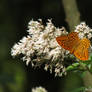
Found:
<box><xmin>66</xmin><ymin>63</ymin><xmax>79</xmax><ymax>72</ymax></box>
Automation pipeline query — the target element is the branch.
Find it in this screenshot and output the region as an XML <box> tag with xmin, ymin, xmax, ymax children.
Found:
<box><xmin>62</xmin><ymin>0</ymin><xmax>80</xmax><ymax>31</ymax></box>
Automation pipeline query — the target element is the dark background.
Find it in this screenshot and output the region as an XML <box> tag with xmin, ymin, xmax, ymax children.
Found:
<box><xmin>0</xmin><ymin>0</ymin><xmax>92</xmax><ymax>92</ymax></box>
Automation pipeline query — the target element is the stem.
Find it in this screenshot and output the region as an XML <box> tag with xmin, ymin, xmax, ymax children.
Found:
<box><xmin>83</xmin><ymin>71</ymin><xmax>92</xmax><ymax>92</ymax></box>
<box><xmin>78</xmin><ymin>61</ymin><xmax>92</xmax><ymax>90</ymax></box>
<box><xmin>62</xmin><ymin>0</ymin><xmax>80</xmax><ymax>31</ymax></box>
<box><xmin>78</xmin><ymin>61</ymin><xmax>92</xmax><ymax>74</ymax></box>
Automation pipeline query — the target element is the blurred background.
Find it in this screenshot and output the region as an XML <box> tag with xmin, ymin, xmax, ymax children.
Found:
<box><xmin>0</xmin><ymin>0</ymin><xmax>92</xmax><ymax>92</ymax></box>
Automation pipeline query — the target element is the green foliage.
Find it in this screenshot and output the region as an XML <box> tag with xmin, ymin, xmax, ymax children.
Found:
<box><xmin>66</xmin><ymin>63</ymin><xmax>79</xmax><ymax>72</ymax></box>
<box><xmin>66</xmin><ymin>53</ymin><xmax>92</xmax><ymax>75</ymax></box>
<box><xmin>71</xmin><ymin>86</ymin><xmax>86</xmax><ymax>92</ymax></box>
<box><xmin>70</xmin><ymin>86</ymin><xmax>92</xmax><ymax>92</ymax></box>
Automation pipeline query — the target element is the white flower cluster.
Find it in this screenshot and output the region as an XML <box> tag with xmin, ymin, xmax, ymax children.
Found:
<box><xmin>75</xmin><ymin>22</ymin><xmax>92</xmax><ymax>39</ymax></box>
<box><xmin>32</xmin><ymin>86</ymin><xmax>47</xmax><ymax>92</ymax></box>
<box><xmin>11</xmin><ymin>19</ymin><xmax>69</xmax><ymax>76</ymax></box>
<box><xmin>74</xmin><ymin>22</ymin><xmax>92</xmax><ymax>53</ymax></box>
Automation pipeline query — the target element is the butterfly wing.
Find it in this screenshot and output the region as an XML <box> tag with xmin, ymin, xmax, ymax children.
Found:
<box><xmin>56</xmin><ymin>32</ymin><xmax>80</xmax><ymax>53</ymax></box>
<box><xmin>74</xmin><ymin>38</ymin><xmax>90</xmax><ymax>60</ymax></box>
<box><xmin>56</xmin><ymin>35</ymin><xmax>70</xmax><ymax>50</ymax></box>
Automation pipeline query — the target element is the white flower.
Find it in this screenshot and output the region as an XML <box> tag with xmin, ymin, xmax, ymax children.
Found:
<box><xmin>11</xmin><ymin>19</ymin><xmax>69</xmax><ymax>76</ymax></box>
<box><xmin>75</xmin><ymin>22</ymin><xmax>92</xmax><ymax>39</ymax></box>
<box><xmin>32</xmin><ymin>87</ymin><xmax>47</xmax><ymax>92</ymax></box>
<box><xmin>11</xmin><ymin>19</ymin><xmax>92</xmax><ymax>76</ymax></box>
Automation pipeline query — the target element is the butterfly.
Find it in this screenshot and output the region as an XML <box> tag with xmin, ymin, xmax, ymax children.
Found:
<box><xmin>56</xmin><ymin>32</ymin><xmax>90</xmax><ymax>61</ymax></box>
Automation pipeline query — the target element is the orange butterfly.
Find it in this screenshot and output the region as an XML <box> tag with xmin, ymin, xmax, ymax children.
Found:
<box><xmin>56</xmin><ymin>32</ymin><xmax>90</xmax><ymax>61</ymax></box>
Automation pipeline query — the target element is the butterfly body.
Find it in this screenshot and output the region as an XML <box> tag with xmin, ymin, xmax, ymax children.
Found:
<box><xmin>56</xmin><ymin>32</ymin><xmax>90</xmax><ymax>61</ymax></box>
